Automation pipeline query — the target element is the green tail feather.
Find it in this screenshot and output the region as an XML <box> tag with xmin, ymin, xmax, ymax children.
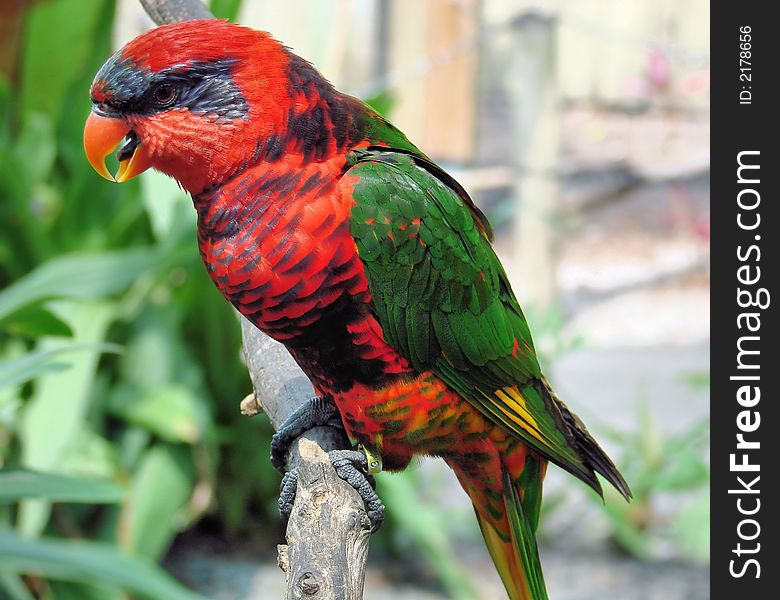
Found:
<box><xmin>502</xmin><ymin>469</ymin><xmax>548</xmax><ymax>600</ymax></box>
<box><xmin>472</xmin><ymin>465</ymin><xmax>548</xmax><ymax>600</ymax></box>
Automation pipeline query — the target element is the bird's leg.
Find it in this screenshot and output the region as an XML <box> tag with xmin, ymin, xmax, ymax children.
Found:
<box><xmin>270</xmin><ymin>396</ymin><xmax>343</xmax><ymax>472</ymax></box>
<box><xmin>272</xmin><ymin>397</ymin><xmax>385</xmax><ymax>531</ymax></box>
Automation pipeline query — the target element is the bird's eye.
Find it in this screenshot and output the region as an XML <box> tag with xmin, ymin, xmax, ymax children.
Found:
<box><xmin>152</xmin><ymin>83</ymin><xmax>177</xmax><ymax>107</ymax></box>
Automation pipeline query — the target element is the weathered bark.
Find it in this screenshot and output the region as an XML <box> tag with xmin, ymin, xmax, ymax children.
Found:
<box><xmin>240</xmin><ymin>318</ymin><xmax>371</xmax><ymax>600</ymax></box>
<box><xmin>139</xmin><ymin>0</ymin><xmax>213</xmax><ymax>23</ymax></box>
<box><xmin>273</xmin><ymin>437</ymin><xmax>371</xmax><ymax>600</ymax></box>
<box><xmin>138</xmin><ymin>2</ymin><xmax>372</xmax><ymax>598</ymax></box>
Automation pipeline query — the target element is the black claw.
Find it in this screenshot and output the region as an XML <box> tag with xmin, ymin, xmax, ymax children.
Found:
<box><xmin>270</xmin><ymin>396</ymin><xmax>342</xmax><ymax>472</ymax></box>
<box><xmin>270</xmin><ymin>436</ymin><xmax>290</xmax><ymax>472</ymax></box>
<box><xmin>329</xmin><ymin>450</ymin><xmax>385</xmax><ymax>532</ymax></box>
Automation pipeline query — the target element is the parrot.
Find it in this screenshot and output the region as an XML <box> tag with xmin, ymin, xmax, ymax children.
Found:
<box><xmin>83</xmin><ymin>20</ymin><xmax>630</xmax><ymax>600</ymax></box>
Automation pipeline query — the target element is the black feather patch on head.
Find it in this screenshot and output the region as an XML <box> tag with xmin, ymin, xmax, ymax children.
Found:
<box><xmin>91</xmin><ymin>54</ymin><xmax>249</xmax><ymax>120</ymax></box>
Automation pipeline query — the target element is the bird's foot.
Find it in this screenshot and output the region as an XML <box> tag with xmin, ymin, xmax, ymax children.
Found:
<box><xmin>278</xmin><ymin>446</ymin><xmax>385</xmax><ymax>533</ymax></box>
<box><xmin>270</xmin><ymin>395</ymin><xmax>343</xmax><ymax>472</ymax></box>
<box><xmin>330</xmin><ymin>447</ymin><xmax>385</xmax><ymax>532</ymax></box>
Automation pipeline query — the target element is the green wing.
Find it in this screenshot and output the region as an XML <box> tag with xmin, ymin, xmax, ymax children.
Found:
<box><xmin>344</xmin><ymin>148</ymin><xmax>630</xmax><ymax>499</ymax></box>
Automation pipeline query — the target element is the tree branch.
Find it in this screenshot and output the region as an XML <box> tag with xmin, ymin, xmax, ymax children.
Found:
<box><xmin>137</xmin><ymin>2</ymin><xmax>371</xmax><ymax>598</ymax></box>
<box><xmin>138</xmin><ymin>0</ymin><xmax>213</xmax><ymax>23</ymax></box>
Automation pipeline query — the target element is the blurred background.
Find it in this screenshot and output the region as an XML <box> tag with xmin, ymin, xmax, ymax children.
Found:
<box><xmin>0</xmin><ymin>0</ymin><xmax>709</xmax><ymax>599</ymax></box>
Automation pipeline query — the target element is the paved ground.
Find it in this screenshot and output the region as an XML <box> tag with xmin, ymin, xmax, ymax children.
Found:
<box><xmin>167</xmin><ymin>536</ymin><xmax>709</xmax><ymax>599</ymax></box>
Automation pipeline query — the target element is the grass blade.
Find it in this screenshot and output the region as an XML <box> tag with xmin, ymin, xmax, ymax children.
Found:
<box><xmin>0</xmin><ymin>468</ymin><xmax>123</xmax><ymax>504</ymax></box>
<box><xmin>0</xmin><ymin>530</ymin><xmax>207</xmax><ymax>600</ymax></box>
<box><xmin>0</xmin><ymin>250</ymin><xmax>160</xmax><ymax>322</ymax></box>
<box><xmin>18</xmin><ymin>302</ymin><xmax>115</xmax><ymax>537</ymax></box>
<box><xmin>0</xmin><ymin>343</ymin><xmax>121</xmax><ymax>390</ymax></box>
<box><xmin>118</xmin><ymin>445</ymin><xmax>195</xmax><ymax>561</ymax></box>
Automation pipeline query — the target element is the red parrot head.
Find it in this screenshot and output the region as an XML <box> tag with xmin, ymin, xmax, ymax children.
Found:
<box><xmin>84</xmin><ymin>20</ymin><xmax>295</xmax><ymax>194</ymax></box>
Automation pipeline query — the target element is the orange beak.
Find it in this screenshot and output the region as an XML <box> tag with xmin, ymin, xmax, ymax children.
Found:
<box><xmin>83</xmin><ymin>112</ymin><xmax>151</xmax><ymax>182</ymax></box>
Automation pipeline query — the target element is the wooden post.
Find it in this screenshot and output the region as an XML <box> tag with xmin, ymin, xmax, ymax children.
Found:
<box><xmin>138</xmin><ymin>2</ymin><xmax>372</xmax><ymax>599</ymax></box>
<box><xmin>387</xmin><ymin>0</ymin><xmax>478</xmax><ymax>162</ymax></box>
<box><xmin>506</xmin><ymin>8</ymin><xmax>561</xmax><ymax>311</ymax></box>
<box><xmin>424</xmin><ymin>0</ymin><xmax>478</xmax><ymax>161</ymax></box>
<box><xmin>387</xmin><ymin>0</ymin><xmax>428</xmax><ymax>144</ymax></box>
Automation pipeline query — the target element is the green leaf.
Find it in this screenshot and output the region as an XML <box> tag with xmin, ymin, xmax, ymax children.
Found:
<box><xmin>139</xmin><ymin>170</ymin><xmax>194</xmax><ymax>240</ymax></box>
<box><xmin>653</xmin><ymin>451</ymin><xmax>708</xmax><ymax>491</ymax></box>
<box><xmin>0</xmin><ymin>343</ymin><xmax>120</xmax><ymax>391</ymax></box>
<box><xmin>119</xmin><ymin>307</ymin><xmax>195</xmax><ymax>388</ymax></box>
<box><xmin>20</xmin><ymin>0</ymin><xmax>113</xmax><ymax>121</ymax></box>
<box><xmin>0</xmin><ymin>249</ymin><xmax>161</xmax><ymax>322</ymax></box>
<box><xmin>48</xmin><ymin>581</ymin><xmax>124</xmax><ymax>600</ymax></box>
<box><xmin>18</xmin><ymin>302</ymin><xmax>115</xmax><ymax>537</ymax></box>
<box><xmin>0</xmin><ymin>530</ymin><xmax>207</xmax><ymax>600</ymax></box>
<box><xmin>0</xmin><ymin>570</ymin><xmax>36</xmax><ymax>600</ymax></box>
<box><xmin>379</xmin><ymin>472</ymin><xmax>476</xmax><ymax>600</ymax></box>
<box><xmin>14</xmin><ymin>113</ymin><xmax>56</xmax><ymax>185</ymax></box>
<box><xmin>0</xmin><ymin>75</ymin><xmax>10</xmax><ymax>134</ymax></box>
<box><xmin>60</xmin><ymin>430</ymin><xmax>121</xmax><ymax>482</ymax></box>
<box><xmin>678</xmin><ymin>370</ymin><xmax>710</xmax><ymax>390</ymax></box>
<box><xmin>119</xmin><ymin>446</ymin><xmax>194</xmax><ymax>561</ymax></box>
<box><xmin>0</xmin><ymin>352</ymin><xmax>68</xmax><ymax>390</ymax></box>
<box><xmin>54</xmin><ymin>0</ymin><xmax>116</xmax><ymax>175</ymax></box>
<box><xmin>108</xmin><ymin>384</ymin><xmax>207</xmax><ymax>444</ymax></box>
<box><xmin>670</xmin><ymin>491</ymin><xmax>710</xmax><ymax>563</ymax></box>
<box><xmin>0</xmin><ymin>393</ymin><xmax>22</xmax><ymax>431</ymax></box>
<box><xmin>602</xmin><ymin>498</ymin><xmax>654</xmax><ymax>559</ymax></box>
<box><xmin>210</xmin><ymin>0</ymin><xmax>244</xmax><ymax>21</ymax></box>
<box><xmin>0</xmin><ymin>305</ymin><xmax>73</xmax><ymax>338</ymax></box>
<box><xmin>0</xmin><ymin>468</ymin><xmax>123</xmax><ymax>504</ymax></box>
